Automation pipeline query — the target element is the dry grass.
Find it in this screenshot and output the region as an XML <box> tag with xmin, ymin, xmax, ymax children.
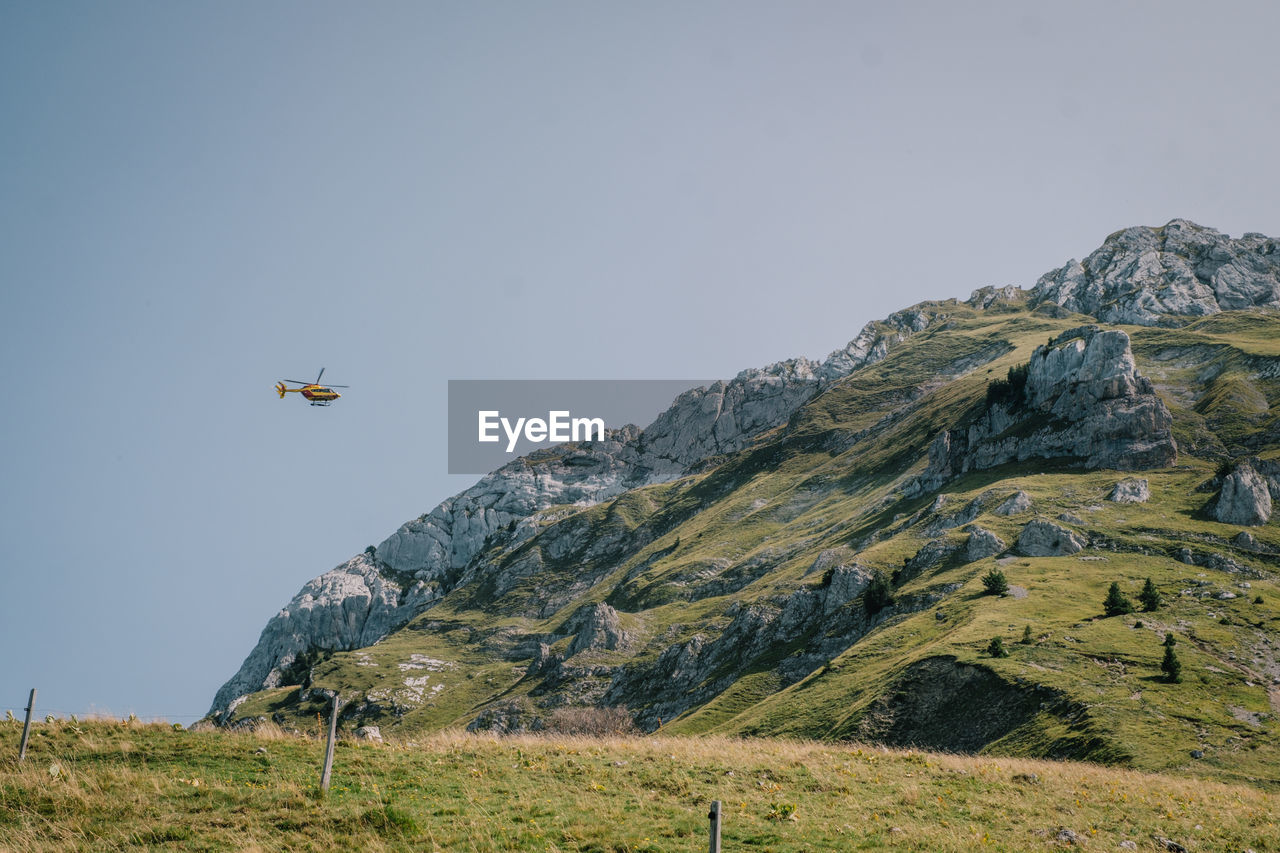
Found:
<box><xmin>2</xmin><ymin>719</ymin><xmax>1277</xmax><ymax>851</ymax></box>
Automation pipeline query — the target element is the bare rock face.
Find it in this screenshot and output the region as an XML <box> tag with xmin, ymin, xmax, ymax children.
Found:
<box><xmin>965</xmin><ymin>527</ymin><xmax>1006</xmax><ymax>562</ymax></box>
<box><xmin>923</xmin><ymin>495</ymin><xmax>984</xmax><ymax>535</ymax></box>
<box><xmin>1015</xmin><ymin>520</ymin><xmax>1087</xmax><ymax>557</ymax></box>
<box><xmin>905</xmin><ymin>539</ymin><xmax>960</xmax><ymax>571</ymax></box>
<box><xmin>823</xmin><ymin>563</ymin><xmax>876</xmax><ymax>615</ymax></box>
<box><xmin>994</xmin><ymin>491</ymin><xmax>1033</xmax><ymax>516</ymax></box>
<box><xmin>565</xmin><ymin>603</ymin><xmax>627</xmax><ymax>656</ymax></box>
<box><xmin>1233</xmin><ymin>531</ymin><xmax>1263</xmax><ymax>552</ymax></box>
<box><xmin>911</xmin><ymin>326</ymin><xmax>1175</xmax><ymax>495</ymax></box>
<box><xmin>1212</xmin><ymin>462</ymin><xmax>1272</xmax><ymax>526</ymax></box>
<box><xmin>815</xmin><ymin>307</ymin><xmax>947</xmax><ymax>381</ymax></box>
<box><xmin>208</xmin><ymin>554</ymin><xmax>439</xmax><ymax>719</ymax></box>
<box><xmin>966</xmin><ymin>285</ymin><xmax>1026</xmax><ymax>310</ymax></box>
<box><xmin>1108</xmin><ymin>478</ymin><xmax>1151</xmax><ymax>504</ymax></box>
<box><xmin>1030</xmin><ymin>219</ymin><xmax>1280</xmax><ymax>326</ymax></box>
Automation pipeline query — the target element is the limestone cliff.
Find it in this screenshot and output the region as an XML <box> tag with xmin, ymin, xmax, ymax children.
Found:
<box><xmin>910</xmin><ymin>325</ymin><xmax>1176</xmax><ymax>495</ymax></box>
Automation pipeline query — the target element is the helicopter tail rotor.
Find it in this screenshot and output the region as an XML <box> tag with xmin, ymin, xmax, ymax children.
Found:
<box><xmin>276</xmin><ymin>382</ymin><xmax>288</xmax><ymax>398</ymax></box>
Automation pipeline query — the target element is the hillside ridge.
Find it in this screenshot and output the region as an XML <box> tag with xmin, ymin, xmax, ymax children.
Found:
<box><xmin>210</xmin><ymin>220</ymin><xmax>1280</xmax><ymax>786</ymax></box>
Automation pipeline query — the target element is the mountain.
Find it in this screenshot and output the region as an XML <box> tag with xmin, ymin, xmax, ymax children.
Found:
<box><xmin>209</xmin><ymin>220</ymin><xmax>1280</xmax><ymax>786</ymax></box>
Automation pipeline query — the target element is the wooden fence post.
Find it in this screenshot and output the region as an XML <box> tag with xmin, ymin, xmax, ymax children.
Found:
<box><xmin>319</xmin><ymin>694</ymin><xmax>339</xmax><ymax>795</ymax></box>
<box><xmin>708</xmin><ymin>799</ymin><xmax>721</xmax><ymax>853</ymax></box>
<box><xmin>18</xmin><ymin>689</ymin><xmax>36</xmax><ymax>763</ymax></box>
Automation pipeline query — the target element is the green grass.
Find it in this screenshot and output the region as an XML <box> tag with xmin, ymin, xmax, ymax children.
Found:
<box><xmin>4</xmin><ymin>720</ymin><xmax>1279</xmax><ymax>852</ymax></box>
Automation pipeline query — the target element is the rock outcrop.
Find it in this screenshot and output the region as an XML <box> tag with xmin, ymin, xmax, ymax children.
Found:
<box><xmin>1030</xmin><ymin>219</ymin><xmax>1280</xmax><ymax>326</ymax></box>
<box><xmin>1108</xmin><ymin>478</ymin><xmax>1150</xmax><ymax>504</ymax></box>
<box><xmin>564</xmin><ymin>603</ymin><xmax>627</xmax><ymax>656</ymax></box>
<box><xmin>209</xmin><ymin>554</ymin><xmax>438</xmax><ymax>718</ymax></box>
<box><xmin>965</xmin><ymin>527</ymin><xmax>1006</xmax><ymax>562</ymax></box>
<box><xmin>1211</xmin><ymin>461</ymin><xmax>1272</xmax><ymax>526</ymax></box>
<box><xmin>1015</xmin><ymin>519</ymin><xmax>1087</xmax><ymax>557</ymax></box>
<box><xmin>823</xmin><ymin>564</ymin><xmax>875</xmax><ymax>615</ymax></box>
<box><xmin>814</xmin><ymin>306</ymin><xmax>951</xmax><ymax>381</ymax></box>
<box><xmin>911</xmin><ymin>326</ymin><xmax>1176</xmax><ymax>495</ymax></box>
<box><xmin>994</xmin><ymin>491</ymin><xmax>1033</xmax><ymax>516</ymax></box>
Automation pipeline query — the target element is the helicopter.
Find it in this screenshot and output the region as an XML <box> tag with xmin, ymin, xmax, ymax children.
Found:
<box><xmin>275</xmin><ymin>368</ymin><xmax>348</xmax><ymax>406</ymax></box>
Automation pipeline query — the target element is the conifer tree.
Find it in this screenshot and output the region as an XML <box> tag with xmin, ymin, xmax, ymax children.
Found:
<box><xmin>1138</xmin><ymin>578</ymin><xmax>1163</xmax><ymax>612</ymax></box>
<box><xmin>982</xmin><ymin>568</ymin><xmax>1009</xmax><ymax>596</ymax></box>
<box><xmin>1104</xmin><ymin>582</ymin><xmax>1135</xmax><ymax>616</ymax></box>
<box><xmin>1161</xmin><ymin>644</ymin><xmax>1182</xmax><ymax>683</ymax></box>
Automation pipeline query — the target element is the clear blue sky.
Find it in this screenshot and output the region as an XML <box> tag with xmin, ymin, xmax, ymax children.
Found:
<box><xmin>2</xmin><ymin>1</ymin><xmax>1277</xmax><ymax>721</ymax></box>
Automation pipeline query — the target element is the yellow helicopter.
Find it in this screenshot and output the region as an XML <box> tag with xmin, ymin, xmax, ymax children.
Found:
<box><xmin>275</xmin><ymin>368</ymin><xmax>348</xmax><ymax>406</ymax></box>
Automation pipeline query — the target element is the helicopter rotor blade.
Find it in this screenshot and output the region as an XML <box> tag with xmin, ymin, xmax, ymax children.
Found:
<box><xmin>315</xmin><ymin>367</ymin><xmax>326</xmax><ymax>384</ymax></box>
<box><xmin>283</xmin><ymin>379</ymin><xmax>309</xmax><ymax>385</ymax></box>
<box><xmin>326</xmin><ymin>384</ymin><xmax>349</xmax><ymax>388</ymax></box>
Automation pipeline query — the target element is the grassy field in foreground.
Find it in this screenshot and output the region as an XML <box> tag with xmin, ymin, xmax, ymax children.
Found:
<box><xmin>2</xmin><ymin>720</ymin><xmax>1278</xmax><ymax>852</ymax></box>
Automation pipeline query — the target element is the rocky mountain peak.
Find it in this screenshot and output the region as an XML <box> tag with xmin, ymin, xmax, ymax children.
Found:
<box><xmin>1030</xmin><ymin>219</ymin><xmax>1280</xmax><ymax>325</ymax></box>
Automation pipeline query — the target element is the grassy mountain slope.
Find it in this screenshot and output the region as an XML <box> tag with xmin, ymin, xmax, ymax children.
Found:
<box><xmin>226</xmin><ymin>300</ymin><xmax>1280</xmax><ymax>788</ymax></box>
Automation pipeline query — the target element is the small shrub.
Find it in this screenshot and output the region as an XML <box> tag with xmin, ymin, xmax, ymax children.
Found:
<box><xmin>1104</xmin><ymin>582</ymin><xmax>1135</xmax><ymax>617</ymax></box>
<box><xmin>1163</xmin><ymin>632</ymin><xmax>1177</xmax><ymax>647</ymax></box>
<box><xmin>1138</xmin><ymin>578</ymin><xmax>1163</xmax><ymax>612</ymax></box>
<box><xmin>864</xmin><ymin>569</ymin><xmax>894</xmax><ymax>615</ymax></box>
<box><xmin>987</xmin><ymin>636</ymin><xmax>1010</xmax><ymax>658</ymax></box>
<box><xmin>982</xmin><ymin>568</ymin><xmax>1010</xmax><ymax>596</ymax></box>
<box><xmin>1020</xmin><ymin>625</ymin><xmax>1034</xmax><ymax>644</ymax></box>
<box><xmin>542</xmin><ymin>706</ymin><xmax>639</xmax><ymax>737</ymax></box>
<box><xmin>1161</xmin><ymin>645</ymin><xmax>1183</xmax><ymax>683</ymax></box>
<box><xmin>1133</xmin><ymin>621</ymin><xmax>1144</xmax><ymax>629</ymax></box>
<box><xmin>1255</xmin><ymin>595</ymin><xmax>1265</xmax><ymax>604</ymax></box>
